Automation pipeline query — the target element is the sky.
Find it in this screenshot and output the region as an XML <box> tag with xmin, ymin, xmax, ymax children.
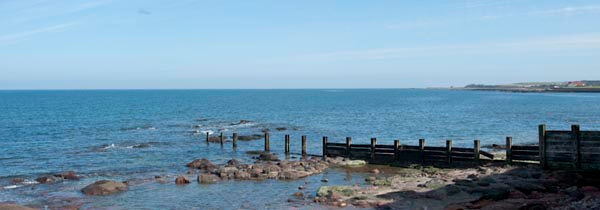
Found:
<box><xmin>1</xmin><ymin>0</ymin><xmax>600</xmax><ymax>89</ymax></box>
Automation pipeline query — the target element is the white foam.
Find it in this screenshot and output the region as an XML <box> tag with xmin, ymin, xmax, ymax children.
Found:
<box><xmin>22</xmin><ymin>180</ymin><xmax>38</xmax><ymax>185</ymax></box>
<box><xmin>199</xmin><ymin>130</ymin><xmax>214</xmax><ymax>135</ymax></box>
<box><xmin>3</xmin><ymin>185</ymin><xmax>20</xmax><ymax>189</ymax></box>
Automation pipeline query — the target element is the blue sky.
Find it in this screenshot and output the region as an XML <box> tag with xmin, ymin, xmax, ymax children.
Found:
<box><xmin>1</xmin><ymin>0</ymin><xmax>599</xmax><ymax>89</ymax></box>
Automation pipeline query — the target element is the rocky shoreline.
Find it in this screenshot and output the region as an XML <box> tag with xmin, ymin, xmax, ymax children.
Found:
<box><xmin>4</xmin><ymin>153</ymin><xmax>600</xmax><ymax>209</ymax></box>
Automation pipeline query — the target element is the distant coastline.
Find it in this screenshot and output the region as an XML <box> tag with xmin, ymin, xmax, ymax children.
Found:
<box><xmin>451</xmin><ymin>80</ymin><xmax>600</xmax><ymax>93</ymax></box>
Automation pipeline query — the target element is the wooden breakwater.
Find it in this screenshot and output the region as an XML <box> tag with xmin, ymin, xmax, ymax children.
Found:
<box><xmin>204</xmin><ymin>124</ymin><xmax>600</xmax><ymax>170</ymax></box>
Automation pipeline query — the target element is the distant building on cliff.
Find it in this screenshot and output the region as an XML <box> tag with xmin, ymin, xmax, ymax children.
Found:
<box><xmin>567</xmin><ymin>81</ymin><xmax>586</xmax><ymax>87</ymax></box>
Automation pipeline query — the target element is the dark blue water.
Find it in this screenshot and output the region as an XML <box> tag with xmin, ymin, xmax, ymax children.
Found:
<box><xmin>1</xmin><ymin>89</ymin><xmax>599</xmax><ymax>208</ymax></box>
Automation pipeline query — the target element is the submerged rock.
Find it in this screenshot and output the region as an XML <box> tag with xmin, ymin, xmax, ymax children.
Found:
<box><xmin>238</xmin><ymin>134</ymin><xmax>263</xmax><ymax>141</ymax></box>
<box><xmin>317</xmin><ymin>186</ymin><xmax>355</xmax><ymax>197</ymax></box>
<box><xmin>198</xmin><ymin>174</ymin><xmax>219</xmax><ymax>184</ymax></box>
<box><xmin>35</xmin><ymin>175</ymin><xmax>59</xmax><ymax>184</ymax></box>
<box><xmin>186</xmin><ymin>158</ymin><xmax>216</xmax><ymax>170</ymax></box>
<box><xmin>82</xmin><ymin>180</ymin><xmax>128</xmax><ymax>196</ymax></box>
<box><xmin>258</xmin><ymin>153</ymin><xmax>279</xmax><ymax>161</ymax></box>
<box><xmin>54</xmin><ymin>171</ymin><xmax>80</xmax><ymax>180</ymax></box>
<box><xmin>175</xmin><ymin>176</ymin><xmax>190</xmax><ymax>185</ymax></box>
<box><xmin>0</xmin><ymin>203</ymin><xmax>36</xmax><ymax>210</ymax></box>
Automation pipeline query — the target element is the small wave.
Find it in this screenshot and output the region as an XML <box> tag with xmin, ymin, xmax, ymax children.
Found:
<box><xmin>3</xmin><ymin>185</ymin><xmax>21</xmax><ymax>189</ymax></box>
<box><xmin>22</xmin><ymin>180</ymin><xmax>38</xmax><ymax>185</ymax></box>
<box><xmin>198</xmin><ymin>130</ymin><xmax>214</xmax><ymax>135</ymax></box>
<box><xmin>103</xmin><ymin>144</ymin><xmax>116</xmax><ymax>149</ymax></box>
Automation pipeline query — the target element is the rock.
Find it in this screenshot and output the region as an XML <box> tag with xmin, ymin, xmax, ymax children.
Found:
<box><xmin>186</xmin><ymin>158</ymin><xmax>216</xmax><ymax>170</ymax></box>
<box><xmin>207</xmin><ymin>136</ymin><xmax>226</xmax><ymax>142</ymax></box>
<box><xmin>218</xmin><ymin>167</ymin><xmax>239</xmax><ymax>178</ymax></box>
<box><xmin>197</xmin><ymin>174</ymin><xmax>219</xmax><ymax>184</ymax></box>
<box><xmin>238</xmin><ymin>135</ymin><xmax>263</xmax><ymax>141</ymax></box>
<box><xmin>234</xmin><ymin>171</ymin><xmax>251</xmax><ymax>180</ymax></box>
<box><xmin>175</xmin><ymin>176</ymin><xmax>190</xmax><ymax>185</ymax></box>
<box><xmin>281</xmin><ymin>170</ymin><xmax>310</xmax><ymax>179</ymax></box>
<box><xmin>365</xmin><ymin>176</ymin><xmax>377</xmax><ymax>182</ymax></box>
<box><xmin>481</xmin><ymin>186</ymin><xmax>511</xmax><ymax>201</ymax></box>
<box><xmin>445</xmin><ymin>185</ymin><xmax>462</xmax><ymax>196</ymax></box>
<box><xmin>507</xmin><ymin>181</ymin><xmax>545</xmax><ymax>194</ymax></box>
<box><xmin>293</xmin><ymin>191</ymin><xmax>304</xmax><ymax>198</ymax></box>
<box><xmin>82</xmin><ymin>180</ymin><xmax>128</xmax><ymax>196</ymax></box>
<box><xmin>267</xmin><ymin>171</ymin><xmax>279</xmax><ymax>179</ymax></box>
<box><xmin>258</xmin><ymin>153</ymin><xmax>279</xmax><ymax>161</ymax></box>
<box><xmin>298</xmin><ymin>185</ymin><xmax>306</xmax><ymax>190</ymax></box>
<box><xmin>0</xmin><ymin>203</ymin><xmax>36</xmax><ymax>210</ymax></box>
<box><xmin>11</xmin><ymin>178</ymin><xmax>24</xmax><ymax>184</ymax></box>
<box><xmin>275</xmin><ymin>127</ymin><xmax>287</xmax><ymax>131</ymax></box>
<box><xmin>321</xmin><ymin>178</ymin><xmax>329</xmax><ymax>182</ymax></box>
<box><xmin>370</xmin><ymin>169</ymin><xmax>380</xmax><ymax>174</ymax></box>
<box><xmin>55</xmin><ymin>171</ymin><xmax>80</xmax><ymax>180</ymax></box>
<box><xmin>35</xmin><ymin>175</ymin><xmax>59</xmax><ymax>184</ymax></box>
<box><xmin>423</xmin><ymin>179</ymin><xmax>445</xmax><ymax>189</ymax></box>
<box><xmin>227</xmin><ymin>159</ymin><xmax>240</xmax><ymax>166</ymax></box>
<box><xmin>341</xmin><ymin>160</ymin><xmax>366</xmax><ymax>167</ymax></box>
<box><xmin>317</xmin><ymin>186</ymin><xmax>354</xmax><ymax>197</ymax></box>
<box><xmin>424</xmin><ymin>190</ymin><xmax>447</xmax><ymax>200</ymax></box>
<box><xmin>508</xmin><ymin>190</ymin><xmax>527</xmax><ymax>199</ymax></box>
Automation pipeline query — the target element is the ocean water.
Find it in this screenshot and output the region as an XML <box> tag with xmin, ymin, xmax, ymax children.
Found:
<box><xmin>1</xmin><ymin>89</ymin><xmax>600</xmax><ymax>209</ymax></box>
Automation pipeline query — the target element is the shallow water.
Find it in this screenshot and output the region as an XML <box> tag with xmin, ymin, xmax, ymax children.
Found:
<box><xmin>1</xmin><ymin>89</ymin><xmax>600</xmax><ymax>208</ymax></box>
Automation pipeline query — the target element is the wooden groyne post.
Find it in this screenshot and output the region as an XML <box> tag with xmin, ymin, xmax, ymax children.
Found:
<box><xmin>206</xmin><ymin>132</ymin><xmax>209</xmax><ymax>143</ymax></box>
<box><xmin>285</xmin><ymin>134</ymin><xmax>290</xmax><ymax>154</ymax></box>
<box><xmin>346</xmin><ymin>137</ymin><xmax>352</xmax><ymax>158</ymax></box>
<box><xmin>264</xmin><ymin>132</ymin><xmax>270</xmax><ymax>151</ymax></box>
<box><xmin>370</xmin><ymin>138</ymin><xmax>377</xmax><ymax>160</ymax></box>
<box><xmin>506</xmin><ymin>136</ymin><xmax>512</xmax><ymax>164</ymax></box>
<box><xmin>394</xmin><ymin>140</ymin><xmax>400</xmax><ymax>160</ymax></box>
<box><xmin>419</xmin><ymin>139</ymin><xmax>425</xmax><ymax>163</ymax></box>
<box><xmin>322</xmin><ymin>136</ymin><xmax>328</xmax><ymax>158</ymax></box>
<box><xmin>232</xmin><ymin>133</ymin><xmax>238</xmax><ymax>149</ymax></box>
<box><xmin>446</xmin><ymin>140</ymin><xmax>452</xmax><ymax>164</ymax></box>
<box><xmin>220</xmin><ymin>132</ymin><xmax>224</xmax><ymax>146</ymax></box>
<box><xmin>539</xmin><ymin>124</ymin><xmax>546</xmax><ymax>168</ymax></box>
<box><xmin>572</xmin><ymin>124</ymin><xmax>581</xmax><ymax>169</ymax></box>
<box><xmin>301</xmin><ymin>135</ymin><xmax>307</xmax><ymax>156</ymax></box>
<box><xmin>474</xmin><ymin>140</ymin><xmax>480</xmax><ymax>163</ymax></box>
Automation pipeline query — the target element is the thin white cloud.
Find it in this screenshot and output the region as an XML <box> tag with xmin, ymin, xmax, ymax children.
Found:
<box><xmin>0</xmin><ymin>22</ymin><xmax>79</xmax><ymax>45</ymax></box>
<box><xmin>296</xmin><ymin>34</ymin><xmax>600</xmax><ymax>61</ymax></box>
<box><xmin>530</xmin><ymin>5</ymin><xmax>600</xmax><ymax>16</ymax></box>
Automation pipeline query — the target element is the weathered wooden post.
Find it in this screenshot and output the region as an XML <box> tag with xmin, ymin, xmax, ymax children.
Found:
<box><xmin>370</xmin><ymin>138</ymin><xmax>377</xmax><ymax>161</ymax></box>
<box><xmin>539</xmin><ymin>124</ymin><xmax>547</xmax><ymax>169</ymax></box>
<box><xmin>394</xmin><ymin>140</ymin><xmax>400</xmax><ymax>161</ymax></box>
<box><xmin>285</xmin><ymin>134</ymin><xmax>290</xmax><ymax>154</ymax></box>
<box><xmin>301</xmin><ymin>135</ymin><xmax>307</xmax><ymax>156</ymax></box>
<box><xmin>506</xmin><ymin>137</ymin><xmax>512</xmax><ymax>164</ymax></box>
<box><xmin>264</xmin><ymin>132</ymin><xmax>270</xmax><ymax>151</ymax></box>
<box><xmin>220</xmin><ymin>132</ymin><xmax>224</xmax><ymax>146</ymax></box>
<box><xmin>572</xmin><ymin>124</ymin><xmax>581</xmax><ymax>169</ymax></box>
<box><xmin>346</xmin><ymin>137</ymin><xmax>352</xmax><ymax>158</ymax></box>
<box><xmin>419</xmin><ymin>139</ymin><xmax>425</xmax><ymax>163</ymax></box>
<box><xmin>232</xmin><ymin>133</ymin><xmax>238</xmax><ymax>149</ymax></box>
<box><xmin>322</xmin><ymin>136</ymin><xmax>328</xmax><ymax>158</ymax></box>
<box><xmin>446</xmin><ymin>140</ymin><xmax>453</xmax><ymax>164</ymax></box>
<box><xmin>474</xmin><ymin>140</ymin><xmax>480</xmax><ymax>163</ymax></box>
<box><xmin>206</xmin><ymin>132</ymin><xmax>209</xmax><ymax>143</ymax></box>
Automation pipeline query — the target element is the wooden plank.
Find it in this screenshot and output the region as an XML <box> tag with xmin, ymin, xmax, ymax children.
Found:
<box><xmin>512</xmin><ymin>155</ymin><xmax>539</xmax><ymax>161</ymax></box>
<box><xmin>376</xmin><ymin>145</ymin><xmax>396</xmax><ymax>149</ymax></box>
<box><xmin>546</xmin><ymin>131</ymin><xmax>573</xmax><ymax>141</ymax></box>
<box><xmin>512</xmin><ymin>145</ymin><xmax>539</xmax><ymax>151</ymax></box>
<box><xmin>581</xmin><ymin>131</ymin><xmax>600</xmax><ymax>141</ymax></box>
<box><xmin>580</xmin><ymin>153</ymin><xmax>600</xmax><ymax>161</ymax></box>
<box><xmin>453</xmin><ymin>156</ymin><xmax>475</xmax><ymax>162</ymax></box>
<box><xmin>546</xmin><ymin>151</ymin><xmax>574</xmax><ymax>158</ymax></box>
<box><xmin>581</xmin><ymin>163</ymin><xmax>600</xmax><ymax>170</ymax></box>
<box><xmin>546</xmin><ymin>144</ymin><xmax>574</xmax><ymax>153</ymax></box>
<box><xmin>352</xmin><ymin>144</ymin><xmax>371</xmax><ymax>148</ymax></box>
<box><xmin>351</xmin><ymin>148</ymin><xmax>371</xmax><ymax>152</ymax></box>
<box><xmin>452</xmin><ymin>152</ymin><xmax>475</xmax><ymax>158</ymax></box>
<box><xmin>424</xmin><ymin>146</ymin><xmax>446</xmax><ymax>152</ymax></box>
<box><xmin>327</xmin><ymin>142</ymin><xmax>346</xmax><ymax>146</ymax></box>
<box><xmin>327</xmin><ymin>146</ymin><xmax>346</xmax><ymax>150</ymax></box>
<box><xmin>548</xmin><ymin>162</ymin><xmax>575</xmax><ymax>169</ymax></box>
<box><xmin>403</xmin><ymin>145</ymin><xmax>421</xmax><ymax>150</ymax></box>
<box><xmin>453</xmin><ymin>147</ymin><xmax>475</xmax><ymax>153</ymax></box>
<box><xmin>546</xmin><ymin>156</ymin><xmax>575</xmax><ymax>162</ymax></box>
<box><xmin>512</xmin><ymin>150</ymin><xmax>540</xmax><ymax>156</ymax></box>
<box><xmin>375</xmin><ymin>148</ymin><xmax>395</xmax><ymax>153</ymax></box>
<box><xmin>579</xmin><ymin>142</ymin><xmax>600</xmax><ymax>147</ymax></box>
<box><xmin>480</xmin><ymin>150</ymin><xmax>494</xmax><ymax>159</ymax></box>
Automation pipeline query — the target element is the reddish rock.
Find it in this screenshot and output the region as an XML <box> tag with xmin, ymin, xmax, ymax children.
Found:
<box><xmin>56</xmin><ymin>171</ymin><xmax>80</xmax><ymax>180</ymax></box>
<box><xmin>82</xmin><ymin>180</ymin><xmax>128</xmax><ymax>196</ymax></box>
<box><xmin>175</xmin><ymin>176</ymin><xmax>190</xmax><ymax>185</ymax></box>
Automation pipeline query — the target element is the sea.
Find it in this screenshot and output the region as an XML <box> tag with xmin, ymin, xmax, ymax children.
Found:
<box><xmin>1</xmin><ymin>89</ymin><xmax>599</xmax><ymax>209</ymax></box>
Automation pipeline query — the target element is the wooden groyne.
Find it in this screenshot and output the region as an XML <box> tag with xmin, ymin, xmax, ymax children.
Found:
<box><xmin>205</xmin><ymin>124</ymin><xmax>600</xmax><ymax>170</ymax></box>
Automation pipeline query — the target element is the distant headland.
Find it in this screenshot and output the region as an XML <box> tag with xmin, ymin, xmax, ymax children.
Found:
<box><xmin>452</xmin><ymin>80</ymin><xmax>600</xmax><ymax>93</ymax></box>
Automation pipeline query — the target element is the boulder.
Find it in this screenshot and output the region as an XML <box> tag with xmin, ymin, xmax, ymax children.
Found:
<box><xmin>317</xmin><ymin>186</ymin><xmax>354</xmax><ymax>197</ymax></box>
<box><xmin>281</xmin><ymin>170</ymin><xmax>310</xmax><ymax>180</ymax></box>
<box><xmin>186</xmin><ymin>158</ymin><xmax>216</xmax><ymax>170</ymax></box>
<box><xmin>207</xmin><ymin>136</ymin><xmax>226</xmax><ymax>142</ymax></box>
<box><xmin>197</xmin><ymin>174</ymin><xmax>219</xmax><ymax>184</ymax></box>
<box><xmin>35</xmin><ymin>175</ymin><xmax>59</xmax><ymax>184</ymax></box>
<box><xmin>55</xmin><ymin>171</ymin><xmax>80</xmax><ymax>180</ymax></box>
<box><xmin>275</xmin><ymin>127</ymin><xmax>287</xmax><ymax>131</ymax></box>
<box><xmin>234</xmin><ymin>171</ymin><xmax>251</xmax><ymax>180</ymax></box>
<box><xmin>507</xmin><ymin>181</ymin><xmax>545</xmax><ymax>194</ymax></box>
<box><xmin>227</xmin><ymin>159</ymin><xmax>240</xmax><ymax>166</ymax></box>
<box><xmin>11</xmin><ymin>178</ymin><xmax>25</xmax><ymax>184</ymax></box>
<box><xmin>175</xmin><ymin>176</ymin><xmax>190</xmax><ymax>185</ymax></box>
<box><xmin>82</xmin><ymin>180</ymin><xmax>128</xmax><ymax>196</ymax></box>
